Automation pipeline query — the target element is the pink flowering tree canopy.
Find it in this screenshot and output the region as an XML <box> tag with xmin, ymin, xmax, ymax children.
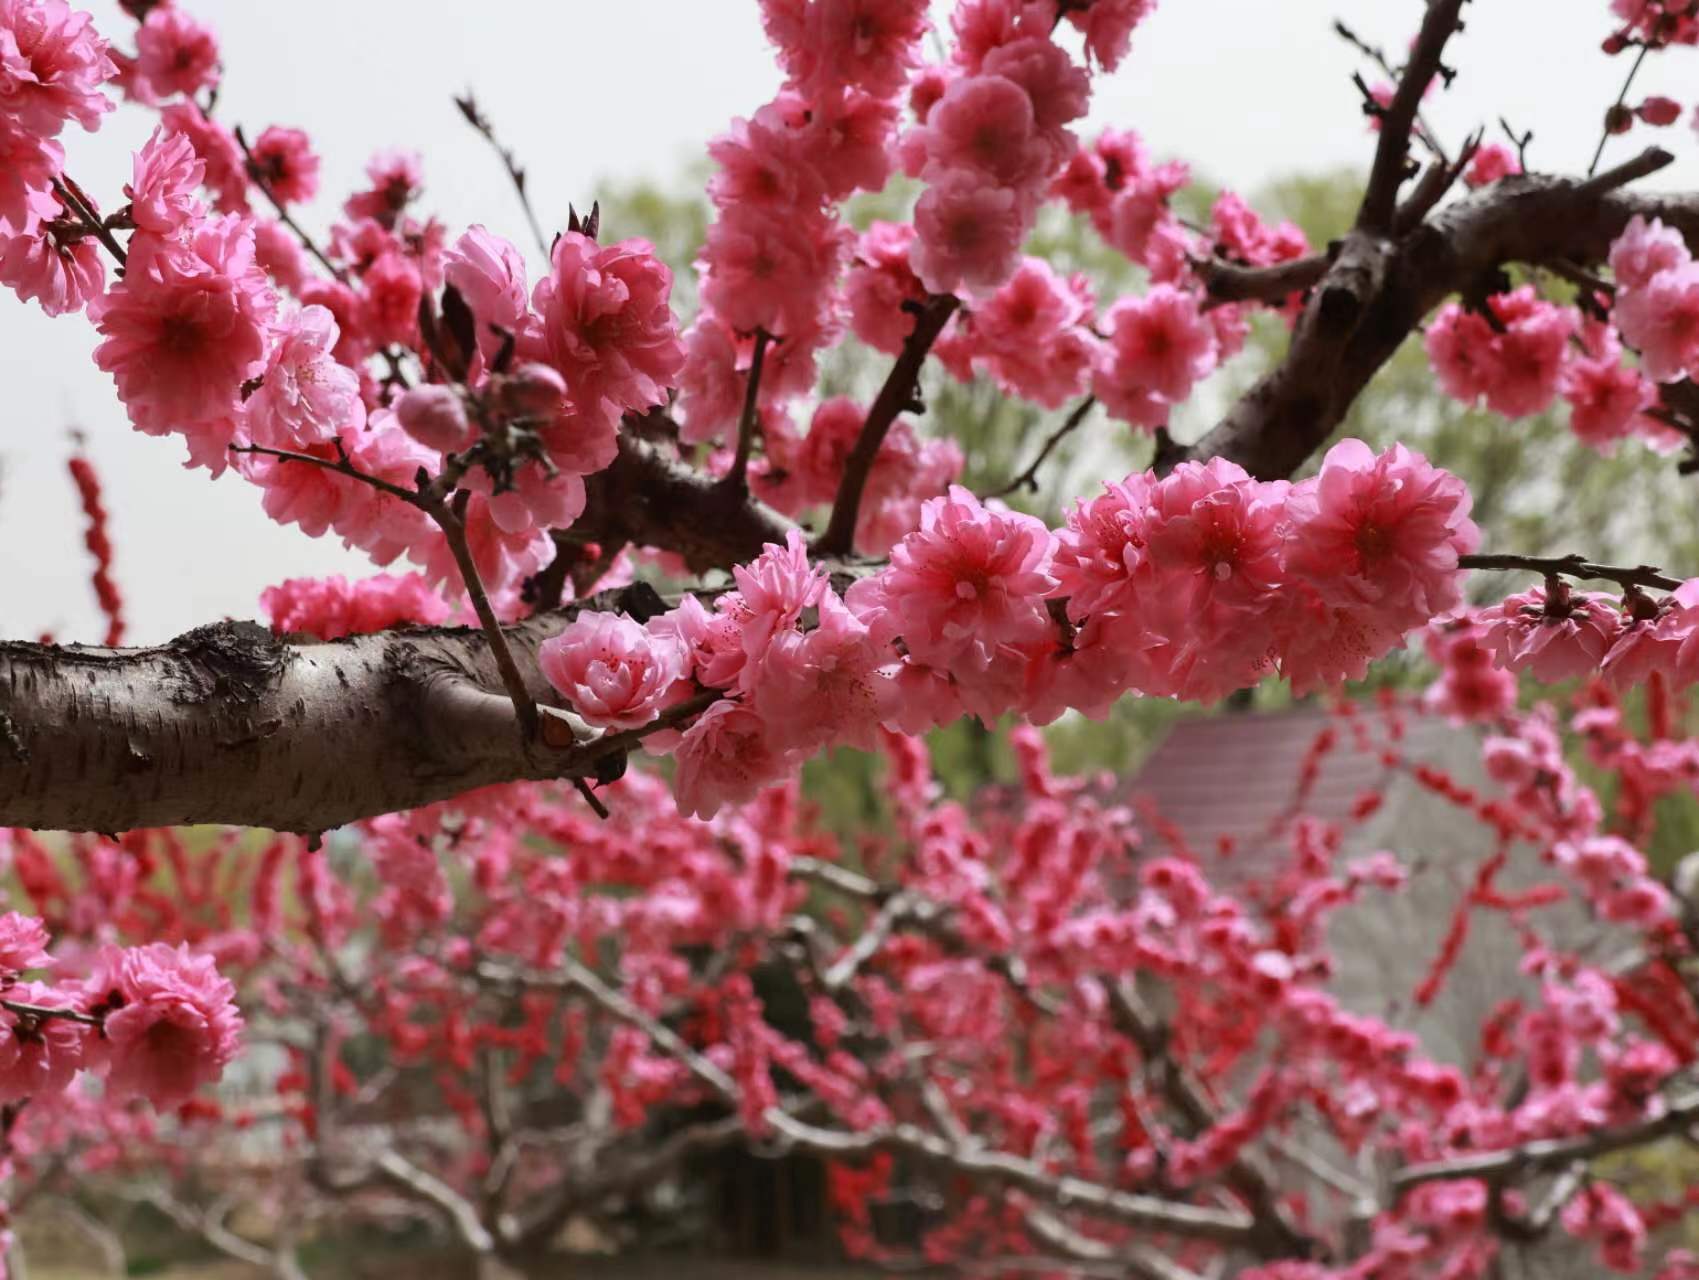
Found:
<box><xmin>14</xmin><ymin>0</ymin><xmax>1699</xmax><ymax>1276</ymax></box>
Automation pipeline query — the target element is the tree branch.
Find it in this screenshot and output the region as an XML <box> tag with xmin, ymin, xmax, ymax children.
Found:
<box><xmin>0</xmin><ymin>585</ymin><xmax>710</xmax><ymax>834</ymax></box>
<box><xmin>1184</xmin><ymin>148</ymin><xmax>1688</xmax><ymax>480</ymax></box>
<box><xmin>1392</xmin><ymin>1088</ymin><xmax>1699</xmax><ymax>1194</ymax></box>
<box><xmin>1358</xmin><ymin>0</ymin><xmax>1468</xmax><ymax>233</ymax></box>
<box><xmin>1459</xmin><ymin>552</ymin><xmax>1683</xmax><ymax>592</ymax></box>
<box><xmin>986</xmin><ymin>396</ymin><xmax>1097</xmax><ymax>499</ymax></box>
<box><xmin>816</xmin><ymin>293</ymin><xmax>960</xmax><ymax>557</ymax></box>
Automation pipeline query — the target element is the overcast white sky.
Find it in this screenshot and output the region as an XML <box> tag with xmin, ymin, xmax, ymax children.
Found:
<box><xmin>2</xmin><ymin>0</ymin><xmax>1692</xmax><ymax>643</ymax></box>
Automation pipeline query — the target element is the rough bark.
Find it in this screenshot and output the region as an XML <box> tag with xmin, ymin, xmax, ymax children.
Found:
<box><xmin>1187</xmin><ymin>151</ymin><xmax>1697</xmax><ymax>480</ymax></box>
<box><xmin>0</xmin><ymin>586</ymin><xmax>671</xmax><ymax>834</ymax></box>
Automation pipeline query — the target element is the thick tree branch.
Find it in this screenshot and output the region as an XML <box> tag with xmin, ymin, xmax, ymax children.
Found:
<box><xmin>1186</xmin><ymin>148</ymin><xmax>1691</xmax><ymax>480</ymax></box>
<box><xmin>580</xmin><ymin>434</ymin><xmax>797</xmax><ymax>573</ymax></box>
<box><xmin>1358</xmin><ymin>0</ymin><xmax>1468</xmax><ymax>233</ymax></box>
<box><xmin>0</xmin><ymin>584</ymin><xmax>708</xmax><ymax>834</ymax></box>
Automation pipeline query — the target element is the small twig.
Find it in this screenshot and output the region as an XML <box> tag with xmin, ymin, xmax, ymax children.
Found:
<box><xmin>228</xmin><ymin>443</ymin><xmax>421</xmax><ymax>506</ymax></box>
<box><xmin>1335</xmin><ymin>18</ymin><xmax>1447</xmax><ymax>162</ymax></box>
<box><xmin>233</xmin><ymin>124</ymin><xmax>345</xmax><ymax>283</ymax></box>
<box><xmin>572</xmin><ymin>778</ymin><xmax>610</xmax><ymax>820</ymax></box>
<box><xmin>1500</xmin><ymin>117</ymin><xmax>1534</xmax><ymax>171</ymax></box>
<box><xmin>1575</xmin><ymin>144</ymin><xmax>1673</xmax><ymax>198</ymax></box>
<box><xmin>1</xmin><ymin>999</ymin><xmax>101</xmax><ymax>1026</ymax></box>
<box><xmin>721</xmin><ymin>328</ymin><xmax>773</xmax><ymax>495</ymax></box>
<box><xmin>454</xmin><ymin>91</ymin><xmax>550</xmax><ymax>259</ymax></box>
<box><xmin>816</xmin><ymin>294</ymin><xmax>960</xmax><ymax>557</ymax></box>
<box><xmin>1589</xmin><ymin>41</ymin><xmax>1652</xmax><ymax>178</ymax></box>
<box><xmin>986</xmin><ymin>397</ymin><xmax>1097</xmax><ymax>499</ymax></box>
<box><xmin>49</xmin><ymin>176</ymin><xmax>127</xmax><ymax>268</ymax></box>
<box><xmin>430</xmin><ymin>489</ymin><xmax>539</xmax><ymax>741</ymax></box>
<box><xmin>1459</xmin><ymin>552</ymin><xmax>1683</xmax><ymax>593</ymax></box>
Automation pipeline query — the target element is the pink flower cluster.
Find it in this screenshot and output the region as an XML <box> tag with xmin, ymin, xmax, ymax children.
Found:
<box><xmin>0</xmin><ymin>911</ymin><xmax>240</xmax><ymax>1109</ymax></box>
<box><xmin>537</xmin><ymin>441</ymin><xmax>1476</xmax><ymax>816</ymax></box>
<box><xmin>904</xmin><ymin>3</ymin><xmax>1092</xmax><ymax>294</ymax></box>
<box><xmin>1425</xmin><ymin>286</ymin><xmax>1578</xmax><ymax>419</ymax></box>
<box><xmin>260</xmin><ymin>572</ymin><xmax>451</xmax><ymax>641</ymax></box>
<box><xmin>0</xmin><ymin>0</ymin><xmax>115</xmax><ymax>309</ymax></box>
<box><xmin>679</xmin><ymin>0</ymin><xmax>930</xmax><ymax>447</ymax></box>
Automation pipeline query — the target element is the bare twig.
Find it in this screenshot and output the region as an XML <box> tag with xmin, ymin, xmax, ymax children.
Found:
<box><xmin>49</xmin><ymin>176</ymin><xmax>127</xmax><ymax>268</ymax></box>
<box><xmin>233</xmin><ymin>125</ymin><xmax>345</xmax><ymax>283</ymax></box>
<box><xmin>1459</xmin><ymin>552</ymin><xmax>1682</xmax><ymax>593</ymax></box>
<box><xmin>816</xmin><ymin>293</ymin><xmax>960</xmax><ymax>557</ymax></box>
<box><xmin>453</xmin><ymin>91</ymin><xmax>550</xmax><ymax>259</ymax></box>
<box><xmin>1589</xmin><ymin>40</ymin><xmax>1652</xmax><ymax>178</ymax></box>
<box><xmin>986</xmin><ymin>397</ymin><xmax>1097</xmax><ymax>499</ymax></box>
<box><xmin>721</xmin><ymin>327</ymin><xmax>773</xmax><ymax>495</ymax></box>
<box><xmin>430</xmin><ymin>490</ymin><xmax>539</xmax><ymax>740</ymax></box>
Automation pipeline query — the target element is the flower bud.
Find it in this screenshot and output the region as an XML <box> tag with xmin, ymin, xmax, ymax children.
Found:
<box><xmin>394</xmin><ymin>385</ymin><xmax>472</xmax><ymax>453</ymax></box>
<box><xmin>497</xmin><ymin>362</ymin><xmax>568</xmax><ymax>418</ymax></box>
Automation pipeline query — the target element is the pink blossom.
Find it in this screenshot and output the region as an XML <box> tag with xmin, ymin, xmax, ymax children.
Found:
<box><xmin>847</xmin><ymin>485</ymin><xmax>1058</xmax><ymax>670</ymax></box>
<box><xmin>760</xmin><ymin>0</ymin><xmax>930</xmax><ymax>102</ymax></box>
<box><xmin>1424</xmin><ymin>288</ymin><xmax>1577</xmax><ymax>418</ymax></box>
<box><xmin>672</xmin><ymin>701</ymin><xmax>794</xmax><ymax>820</ymax></box>
<box><xmin>1561</xmin><ymin>319</ymin><xmax>1656</xmax><ymax>450</ymax></box>
<box><xmin>261</xmin><ymin>573</ymin><xmax>449</xmax><ymax>640</ymax></box>
<box><xmin>0</xmin><ymin>0</ymin><xmax>114</xmax><ymax>137</ymax></box>
<box><xmin>244</xmin><ymin>304</ymin><xmax>363</xmax><ymax>448</ymax></box>
<box><xmin>1614</xmin><ymin>260</ymin><xmax>1699</xmax><ymax>383</ymax></box>
<box><xmin>917</xmin><ymin>72</ymin><xmax>1049</xmax><ymax>191</ymax></box>
<box><xmin>0</xmin><ymin>981</ymin><xmax>85</xmax><ymax>1101</ymax></box>
<box><xmin>729</xmin><ymin>530</ymin><xmax>828</xmax><ymax>667</ymax></box>
<box><xmin>910</xmin><ymin>168</ymin><xmax>1025</xmax><ymax>295</ymax></box>
<box><xmin>969</xmin><ymin>257</ymin><xmax>1098</xmax><ymax>408</ymax></box>
<box><xmin>0</xmin><ymin>207</ymin><xmax>101</xmax><ymax>314</ymax></box>
<box><xmin>1464</xmin><ymin>142</ymin><xmax>1521</xmax><ymax>188</ymax></box>
<box><xmin>392</xmin><ymin>384</ymin><xmax>471</xmax><ymax>453</ymax></box>
<box><xmin>125</xmin><ymin>124</ymin><xmax>203</xmax><ymax>235</ymax></box>
<box><xmin>1093</xmin><ymin>285</ymin><xmax>1219</xmax><ymax>428</ymax></box>
<box><xmin>131</xmin><ymin>5</ymin><xmax>220</xmax><ymax>101</ymax></box>
<box><xmin>1052</xmin><ymin>474</ymin><xmax>1151</xmax><ymax>622</ymax></box>
<box><xmin>1479</xmin><ymin>586</ymin><xmax>1622</xmax><ymax>681</ymax></box>
<box><xmin>981</xmin><ymin>36</ymin><xmax>1089</xmax><ymax>147</ymax></box>
<box><xmin>1610</xmin><ymin>215</ymin><xmax>1690</xmax><ymax>291</ymax></box>
<box><xmin>1282</xmin><ymin>439</ymin><xmax>1478</xmax><ymax>625</ymax></box>
<box><xmin>158</xmin><ymin>101</ymin><xmax>246</xmax><ymax>213</ymax></box>
<box><xmin>0</xmin><ymin>912</ymin><xmax>51</xmax><ymax>972</ymax></box>
<box><xmin>845</xmin><ymin>220</ymin><xmax>927</xmax><ymax>354</ymax></box>
<box><xmin>93</xmin><ymin>942</ymin><xmax>242</xmax><ymax>1107</ymax></box>
<box><xmin>751</xmin><ymin>591</ymin><xmax>889</xmax><ymax>752</ymax></box>
<box><xmin>253</xmin><ymin>218</ymin><xmax>307</xmax><ymax>293</ymax></box>
<box><xmin>358</xmin><ymin>248</ymin><xmax>421</xmax><ymax>347</ymax></box>
<box><xmin>527</xmin><ymin>231</ymin><xmax>684</xmax><ymax>420</ymax></box>
<box><xmin>443</xmin><ymin>224</ymin><xmax>531</xmax><ymax>362</ymax></box>
<box><xmin>343</xmin><ymin>148</ymin><xmax>421</xmax><ymax>228</ymax></box>
<box><xmin>539</xmin><ymin>611</ymin><xmax>687</xmax><ymax>732</ymax></box>
<box><xmin>1637</xmin><ymin>95</ymin><xmax>1682</xmax><ymax>126</ymax></box>
<box><xmin>675</xmin><ymin>312</ymin><xmax>744</xmax><ymax>444</ymax></box>
<box><xmin>0</xmin><ymin>119</ymin><xmax>61</xmax><ymax>230</ymax></box>
<box><xmin>1061</xmin><ymin>0</ymin><xmax>1156</xmax><ymax>71</ymax></box>
<box><xmin>700</xmin><ymin>204</ymin><xmax>847</xmax><ymax>338</ymax></box>
<box><xmin>89</xmin><ymin>214</ymin><xmax>275</xmax><ymax>456</ymax></box>
<box><xmin>247</xmin><ymin>124</ymin><xmax>319</xmax><ymax>205</ymax></box>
